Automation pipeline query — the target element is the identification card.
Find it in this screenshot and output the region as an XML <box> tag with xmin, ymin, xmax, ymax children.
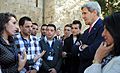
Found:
<box><xmin>47</xmin><ymin>56</ymin><xmax>53</xmax><ymax>61</ymax></box>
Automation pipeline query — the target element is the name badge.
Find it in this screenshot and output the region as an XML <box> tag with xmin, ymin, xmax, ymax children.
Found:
<box><xmin>47</xmin><ymin>56</ymin><xmax>53</xmax><ymax>61</ymax></box>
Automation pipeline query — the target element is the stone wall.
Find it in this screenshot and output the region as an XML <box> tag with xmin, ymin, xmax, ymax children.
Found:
<box><xmin>44</xmin><ymin>0</ymin><xmax>89</xmax><ymax>33</ymax></box>
<box><xmin>43</xmin><ymin>0</ymin><xmax>55</xmax><ymax>24</ymax></box>
<box><xmin>0</xmin><ymin>0</ymin><xmax>89</xmax><ymax>33</ymax></box>
<box><xmin>0</xmin><ymin>0</ymin><xmax>43</xmax><ymax>25</ymax></box>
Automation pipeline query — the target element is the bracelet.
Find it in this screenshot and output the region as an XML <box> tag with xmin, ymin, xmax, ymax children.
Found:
<box><xmin>92</xmin><ymin>59</ymin><xmax>101</xmax><ymax>64</ymax></box>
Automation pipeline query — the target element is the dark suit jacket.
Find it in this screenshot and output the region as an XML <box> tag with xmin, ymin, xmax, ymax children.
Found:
<box><xmin>79</xmin><ymin>19</ymin><xmax>104</xmax><ymax>73</ymax></box>
<box><xmin>39</xmin><ymin>38</ymin><xmax>62</xmax><ymax>73</ymax></box>
<box><xmin>63</xmin><ymin>34</ymin><xmax>81</xmax><ymax>73</ymax></box>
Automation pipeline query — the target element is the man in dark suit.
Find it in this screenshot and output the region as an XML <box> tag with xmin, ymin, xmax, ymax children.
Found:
<box><xmin>38</xmin><ymin>24</ymin><xmax>62</xmax><ymax>73</ymax></box>
<box><xmin>62</xmin><ymin>20</ymin><xmax>82</xmax><ymax>73</ymax></box>
<box><xmin>78</xmin><ymin>1</ymin><xmax>104</xmax><ymax>73</ymax></box>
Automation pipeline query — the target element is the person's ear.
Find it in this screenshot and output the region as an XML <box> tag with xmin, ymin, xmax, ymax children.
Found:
<box><xmin>19</xmin><ymin>25</ymin><xmax>23</xmax><ymax>29</ymax></box>
<box><xmin>93</xmin><ymin>10</ymin><xmax>97</xmax><ymax>15</ymax></box>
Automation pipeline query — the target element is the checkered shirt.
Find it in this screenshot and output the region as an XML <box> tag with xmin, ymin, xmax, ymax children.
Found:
<box><xmin>14</xmin><ymin>33</ymin><xmax>42</xmax><ymax>72</ymax></box>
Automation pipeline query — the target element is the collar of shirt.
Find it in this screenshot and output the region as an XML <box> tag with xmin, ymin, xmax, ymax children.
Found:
<box><xmin>44</xmin><ymin>36</ymin><xmax>56</xmax><ymax>48</ymax></box>
<box><xmin>57</xmin><ymin>36</ymin><xmax>61</xmax><ymax>39</ymax></box>
<box><xmin>89</xmin><ymin>17</ymin><xmax>100</xmax><ymax>33</ymax></box>
<box><xmin>44</xmin><ymin>36</ymin><xmax>55</xmax><ymax>43</ymax></box>
<box><xmin>90</xmin><ymin>17</ymin><xmax>100</xmax><ymax>28</ymax></box>
<box><xmin>19</xmin><ymin>32</ymin><xmax>34</xmax><ymax>41</ymax></box>
<box><xmin>73</xmin><ymin>37</ymin><xmax>77</xmax><ymax>44</ymax></box>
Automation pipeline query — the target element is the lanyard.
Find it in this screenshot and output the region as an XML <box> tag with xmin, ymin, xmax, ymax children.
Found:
<box><xmin>21</xmin><ymin>37</ymin><xmax>31</xmax><ymax>55</ymax></box>
<box><xmin>47</xmin><ymin>41</ymin><xmax>55</xmax><ymax>56</ymax></box>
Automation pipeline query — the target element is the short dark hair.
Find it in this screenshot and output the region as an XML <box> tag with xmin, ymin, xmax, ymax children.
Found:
<box><xmin>72</xmin><ymin>20</ymin><xmax>82</xmax><ymax>29</ymax></box>
<box><xmin>19</xmin><ymin>16</ymin><xmax>32</xmax><ymax>26</ymax></box>
<box><xmin>41</xmin><ymin>24</ymin><xmax>47</xmax><ymax>28</ymax></box>
<box><xmin>64</xmin><ymin>24</ymin><xmax>71</xmax><ymax>28</ymax></box>
<box><xmin>32</xmin><ymin>23</ymin><xmax>38</xmax><ymax>26</ymax></box>
<box><xmin>104</xmin><ymin>12</ymin><xmax>120</xmax><ymax>56</ymax></box>
<box><xmin>47</xmin><ymin>24</ymin><xmax>56</xmax><ymax>31</ymax></box>
<box><xmin>0</xmin><ymin>12</ymin><xmax>16</xmax><ymax>35</ymax></box>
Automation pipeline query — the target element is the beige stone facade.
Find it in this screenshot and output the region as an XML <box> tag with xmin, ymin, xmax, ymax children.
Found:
<box><xmin>0</xmin><ymin>0</ymin><xmax>89</xmax><ymax>33</ymax></box>
<box><xmin>0</xmin><ymin>0</ymin><xmax>43</xmax><ymax>25</ymax></box>
<box><xmin>44</xmin><ymin>0</ymin><xmax>89</xmax><ymax>33</ymax></box>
